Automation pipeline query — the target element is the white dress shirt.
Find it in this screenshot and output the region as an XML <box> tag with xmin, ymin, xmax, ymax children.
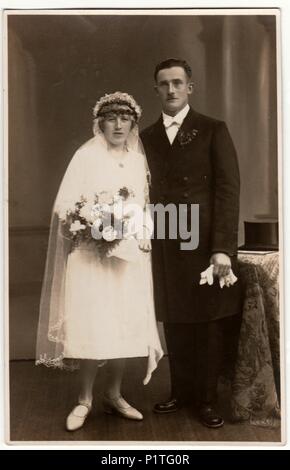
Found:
<box><xmin>162</xmin><ymin>104</ymin><xmax>190</xmax><ymax>145</ymax></box>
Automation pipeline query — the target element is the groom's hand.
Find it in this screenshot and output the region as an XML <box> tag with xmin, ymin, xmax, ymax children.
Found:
<box><xmin>210</xmin><ymin>253</ymin><xmax>231</xmax><ymax>277</ymax></box>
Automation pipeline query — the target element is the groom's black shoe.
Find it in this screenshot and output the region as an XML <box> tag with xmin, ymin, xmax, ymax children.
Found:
<box><xmin>153</xmin><ymin>398</ymin><xmax>180</xmax><ymax>414</ymax></box>
<box><xmin>199</xmin><ymin>404</ymin><xmax>224</xmax><ymax>428</ymax></box>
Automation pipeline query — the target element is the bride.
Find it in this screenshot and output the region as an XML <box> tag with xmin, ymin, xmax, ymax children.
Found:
<box><xmin>36</xmin><ymin>92</ymin><xmax>163</xmax><ymax>431</ymax></box>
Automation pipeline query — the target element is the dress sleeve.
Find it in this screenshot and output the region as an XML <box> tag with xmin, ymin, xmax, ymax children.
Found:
<box><xmin>211</xmin><ymin>121</ymin><xmax>240</xmax><ymax>256</ymax></box>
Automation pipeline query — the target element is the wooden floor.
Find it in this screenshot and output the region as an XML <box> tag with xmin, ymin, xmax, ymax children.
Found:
<box><xmin>9</xmin><ymin>359</ymin><xmax>281</xmax><ymax>444</ymax></box>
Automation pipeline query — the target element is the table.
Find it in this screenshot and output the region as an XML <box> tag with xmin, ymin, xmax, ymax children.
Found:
<box><xmin>230</xmin><ymin>251</ymin><xmax>280</xmax><ymax>427</ymax></box>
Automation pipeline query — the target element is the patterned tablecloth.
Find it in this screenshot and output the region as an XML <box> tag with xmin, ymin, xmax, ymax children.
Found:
<box><xmin>230</xmin><ymin>251</ymin><xmax>281</xmax><ymax>427</ymax></box>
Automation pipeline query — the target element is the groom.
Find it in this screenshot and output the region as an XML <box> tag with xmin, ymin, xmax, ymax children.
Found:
<box><xmin>141</xmin><ymin>58</ymin><xmax>242</xmax><ymax>428</ymax></box>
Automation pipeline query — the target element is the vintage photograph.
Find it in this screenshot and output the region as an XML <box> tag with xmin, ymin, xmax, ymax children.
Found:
<box><xmin>4</xmin><ymin>9</ymin><xmax>283</xmax><ymax>444</ymax></box>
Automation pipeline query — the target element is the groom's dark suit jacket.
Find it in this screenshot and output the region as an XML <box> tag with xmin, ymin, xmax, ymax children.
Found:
<box><xmin>141</xmin><ymin>108</ymin><xmax>242</xmax><ymax>323</ymax></box>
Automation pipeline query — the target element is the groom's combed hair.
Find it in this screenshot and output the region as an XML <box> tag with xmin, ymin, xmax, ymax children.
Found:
<box><xmin>154</xmin><ymin>58</ymin><xmax>192</xmax><ymax>81</ymax></box>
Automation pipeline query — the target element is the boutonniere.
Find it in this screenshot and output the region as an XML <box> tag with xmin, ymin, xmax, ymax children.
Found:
<box><xmin>177</xmin><ymin>128</ymin><xmax>199</xmax><ymax>146</ymax></box>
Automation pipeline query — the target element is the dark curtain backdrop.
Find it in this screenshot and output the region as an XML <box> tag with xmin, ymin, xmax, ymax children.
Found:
<box><xmin>8</xmin><ymin>14</ymin><xmax>278</xmax><ymax>358</ymax></box>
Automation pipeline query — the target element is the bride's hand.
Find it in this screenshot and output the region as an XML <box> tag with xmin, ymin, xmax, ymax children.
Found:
<box><xmin>138</xmin><ymin>239</ymin><xmax>151</xmax><ymax>252</ymax></box>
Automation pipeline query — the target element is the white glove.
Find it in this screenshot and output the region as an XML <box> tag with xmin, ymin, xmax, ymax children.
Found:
<box><xmin>200</xmin><ymin>264</ymin><xmax>215</xmax><ymax>286</ymax></box>
<box><xmin>219</xmin><ymin>269</ymin><xmax>238</xmax><ymax>288</ymax></box>
<box><xmin>199</xmin><ymin>264</ymin><xmax>238</xmax><ymax>288</ymax></box>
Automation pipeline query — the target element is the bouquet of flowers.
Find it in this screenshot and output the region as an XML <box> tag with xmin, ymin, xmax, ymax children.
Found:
<box><xmin>62</xmin><ymin>187</ymin><xmax>140</xmax><ymax>258</ymax></box>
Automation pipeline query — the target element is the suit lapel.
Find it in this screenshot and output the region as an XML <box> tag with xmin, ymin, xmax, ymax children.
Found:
<box><xmin>147</xmin><ymin>116</ymin><xmax>171</xmax><ymax>175</ymax></box>
<box><xmin>152</xmin><ymin>115</ymin><xmax>171</xmax><ymax>152</ymax></box>
<box><xmin>165</xmin><ymin>108</ymin><xmax>200</xmax><ymax>176</ymax></box>
<box><xmin>171</xmin><ymin>107</ymin><xmax>199</xmax><ymax>150</ymax></box>
<box><xmin>148</xmin><ymin>108</ymin><xmax>200</xmax><ymax>177</ymax></box>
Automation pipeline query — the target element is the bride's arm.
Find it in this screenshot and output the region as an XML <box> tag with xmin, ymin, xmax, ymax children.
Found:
<box><xmin>132</xmin><ymin>155</ymin><xmax>153</xmax><ymax>249</ymax></box>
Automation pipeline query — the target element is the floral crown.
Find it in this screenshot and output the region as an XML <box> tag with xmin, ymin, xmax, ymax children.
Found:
<box><xmin>93</xmin><ymin>92</ymin><xmax>142</xmax><ymax>122</ymax></box>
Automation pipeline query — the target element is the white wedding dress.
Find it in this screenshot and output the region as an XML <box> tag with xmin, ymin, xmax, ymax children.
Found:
<box><xmin>36</xmin><ymin>135</ymin><xmax>163</xmax><ymax>384</ymax></box>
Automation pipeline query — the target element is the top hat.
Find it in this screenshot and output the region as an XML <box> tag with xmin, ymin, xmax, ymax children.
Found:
<box><xmin>239</xmin><ymin>220</ymin><xmax>279</xmax><ymax>251</ymax></box>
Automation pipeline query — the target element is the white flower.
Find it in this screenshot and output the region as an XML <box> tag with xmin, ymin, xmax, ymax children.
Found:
<box><xmin>102</xmin><ymin>226</ymin><xmax>118</xmax><ymax>242</ymax></box>
<box><xmin>79</xmin><ymin>201</ymin><xmax>94</xmax><ymax>223</ymax></box>
<box><xmin>56</xmin><ymin>205</ymin><xmax>73</xmax><ymax>221</ymax></box>
<box><xmin>69</xmin><ymin>220</ymin><xmax>86</xmax><ymax>233</ymax></box>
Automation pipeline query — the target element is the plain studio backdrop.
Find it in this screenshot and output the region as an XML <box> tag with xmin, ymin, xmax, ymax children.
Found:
<box><xmin>7</xmin><ymin>13</ymin><xmax>278</xmax><ymax>359</ymax></box>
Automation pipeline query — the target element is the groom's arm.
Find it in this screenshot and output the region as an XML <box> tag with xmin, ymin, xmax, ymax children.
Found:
<box><xmin>210</xmin><ymin>121</ymin><xmax>240</xmax><ymax>257</ymax></box>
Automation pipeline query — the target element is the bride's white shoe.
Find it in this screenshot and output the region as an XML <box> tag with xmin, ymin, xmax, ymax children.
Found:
<box><xmin>103</xmin><ymin>395</ymin><xmax>143</xmax><ymax>421</ymax></box>
<box><xmin>66</xmin><ymin>402</ymin><xmax>91</xmax><ymax>431</ymax></box>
